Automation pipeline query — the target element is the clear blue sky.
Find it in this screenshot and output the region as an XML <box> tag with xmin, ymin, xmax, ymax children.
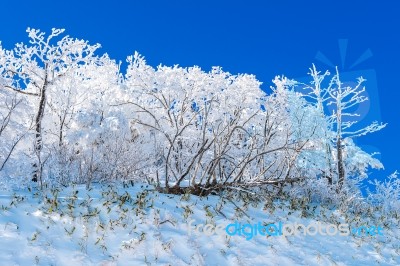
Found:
<box><xmin>1</xmin><ymin>0</ymin><xmax>399</xmax><ymax>183</ymax></box>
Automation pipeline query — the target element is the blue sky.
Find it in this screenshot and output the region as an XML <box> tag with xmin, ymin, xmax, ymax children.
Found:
<box><xmin>0</xmin><ymin>0</ymin><xmax>399</xmax><ymax>183</ymax></box>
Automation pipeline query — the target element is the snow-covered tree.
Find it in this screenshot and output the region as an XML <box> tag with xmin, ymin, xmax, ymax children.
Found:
<box><xmin>120</xmin><ymin>53</ymin><xmax>323</xmax><ymax>194</ymax></box>
<box><xmin>43</xmin><ymin>55</ymin><xmax>129</xmax><ymax>187</ymax></box>
<box><xmin>300</xmin><ymin>65</ymin><xmax>335</xmax><ymax>184</ymax></box>
<box><xmin>0</xmin><ymin>45</ymin><xmax>35</xmax><ymax>185</ymax></box>
<box><xmin>0</xmin><ymin>28</ymin><xmax>102</xmax><ymax>187</ymax></box>
<box><xmin>0</xmin><ymin>90</ymin><xmax>33</xmax><ymax>172</ymax></box>
<box><xmin>329</xmin><ymin>67</ymin><xmax>386</xmax><ymax>189</ymax></box>
<box><xmin>298</xmin><ymin>65</ymin><xmax>386</xmax><ymax>190</ymax></box>
<box><xmin>0</xmin><ymin>28</ymin><xmax>392</xmax><ymax>199</ymax></box>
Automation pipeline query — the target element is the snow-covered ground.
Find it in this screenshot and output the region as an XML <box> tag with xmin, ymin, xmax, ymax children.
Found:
<box><xmin>0</xmin><ymin>183</ymin><xmax>399</xmax><ymax>265</ymax></box>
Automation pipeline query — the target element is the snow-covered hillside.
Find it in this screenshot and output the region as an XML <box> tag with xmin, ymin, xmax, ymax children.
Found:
<box><xmin>0</xmin><ymin>183</ymin><xmax>399</xmax><ymax>265</ymax></box>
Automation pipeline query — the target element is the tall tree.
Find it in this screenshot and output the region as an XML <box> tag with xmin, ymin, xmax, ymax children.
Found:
<box><xmin>329</xmin><ymin>67</ymin><xmax>386</xmax><ymax>189</ymax></box>
<box><xmin>0</xmin><ymin>28</ymin><xmax>101</xmax><ymax>187</ymax></box>
<box><xmin>301</xmin><ymin>64</ymin><xmax>335</xmax><ymax>184</ymax></box>
<box><xmin>300</xmin><ymin>65</ymin><xmax>386</xmax><ymax>190</ymax></box>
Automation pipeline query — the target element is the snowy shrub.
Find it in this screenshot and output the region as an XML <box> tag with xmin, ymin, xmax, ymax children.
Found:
<box><xmin>0</xmin><ymin>28</ymin><xmax>392</xmax><ymax>210</ymax></box>
<box><xmin>120</xmin><ymin>54</ymin><xmax>328</xmax><ymax>194</ymax></box>
<box><xmin>367</xmin><ymin>171</ymin><xmax>400</xmax><ymax>218</ymax></box>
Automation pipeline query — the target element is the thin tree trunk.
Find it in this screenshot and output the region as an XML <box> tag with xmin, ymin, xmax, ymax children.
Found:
<box><xmin>32</xmin><ymin>69</ymin><xmax>48</xmax><ymax>188</ymax></box>
<box><xmin>335</xmin><ymin>67</ymin><xmax>344</xmax><ymax>191</ymax></box>
<box><xmin>337</xmin><ymin>136</ymin><xmax>345</xmax><ymax>189</ymax></box>
<box><xmin>325</xmin><ymin>141</ymin><xmax>333</xmax><ymax>185</ymax></box>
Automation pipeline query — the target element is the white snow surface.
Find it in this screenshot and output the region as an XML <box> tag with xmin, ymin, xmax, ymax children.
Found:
<box><xmin>0</xmin><ymin>183</ymin><xmax>399</xmax><ymax>266</ymax></box>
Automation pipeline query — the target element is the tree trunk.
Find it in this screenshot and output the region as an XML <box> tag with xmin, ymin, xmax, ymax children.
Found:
<box><xmin>325</xmin><ymin>142</ymin><xmax>333</xmax><ymax>185</ymax></box>
<box><xmin>337</xmin><ymin>137</ymin><xmax>345</xmax><ymax>190</ymax></box>
<box><xmin>32</xmin><ymin>70</ymin><xmax>48</xmax><ymax>188</ymax></box>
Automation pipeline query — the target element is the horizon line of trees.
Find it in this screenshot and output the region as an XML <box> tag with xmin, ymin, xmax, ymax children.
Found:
<box><xmin>0</xmin><ymin>28</ymin><xmax>388</xmax><ymax>198</ymax></box>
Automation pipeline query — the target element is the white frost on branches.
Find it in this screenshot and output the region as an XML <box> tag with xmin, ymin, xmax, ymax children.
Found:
<box><xmin>0</xmin><ymin>29</ymin><xmax>397</xmax><ymax>213</ymax></box>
